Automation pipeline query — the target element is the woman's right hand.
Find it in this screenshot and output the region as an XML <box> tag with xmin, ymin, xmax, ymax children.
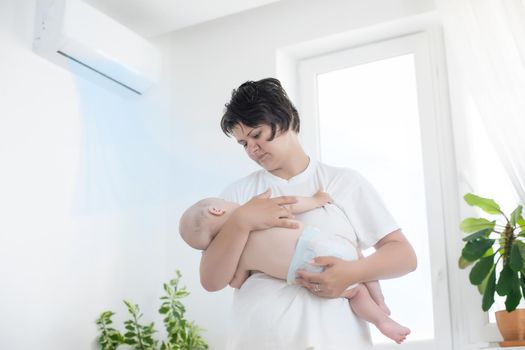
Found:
<box><xmin>232</xmin><ymin>188</ymin><xmax>300</xmax><ymax>231</ymax></box>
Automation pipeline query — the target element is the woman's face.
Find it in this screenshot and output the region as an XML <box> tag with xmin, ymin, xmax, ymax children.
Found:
<box><xmin>231</xmin><ymin>123</ymin><xmax>295</xmax><ymax>173</ymax></box>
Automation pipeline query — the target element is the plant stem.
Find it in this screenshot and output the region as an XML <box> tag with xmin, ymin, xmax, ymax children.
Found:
<box><xmin>502</xmin><ymin>223</ymin><xmax>515</xmax><ymax>264</ymax></box>
<box><xmin>132</xmin><ymin>312</ymin><xmax>145</xmax><ymax>350</ymax></box>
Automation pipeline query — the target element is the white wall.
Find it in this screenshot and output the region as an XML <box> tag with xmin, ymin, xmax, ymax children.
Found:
<box><xmin>162</xmin><ymin>0</ymin><xmax>436</xmax><ymax>348</ymax></box>
<box><xmin>0</xmin><ymin>1</ymin><xmax>183</xmax><ymax>349</ymax></box>
<box><xmin>0</xmin><ymin>0</ymin><xmax>435</xmax><ymax>349</ymax></box>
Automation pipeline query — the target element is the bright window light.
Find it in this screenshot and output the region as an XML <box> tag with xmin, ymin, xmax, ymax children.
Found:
<box><xmin>317</xmin><ymin>54</ymin><xmax>435</xmax><ymax>344</ymax></box>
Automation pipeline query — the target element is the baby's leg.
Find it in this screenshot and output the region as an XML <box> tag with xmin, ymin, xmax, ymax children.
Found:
<box><xmin>364</xmin><ymin>280</ymin><xmax>390</xmax><ymax>315</ymax></box>
<box><xmin>342</xmin><ymin>285</ymin><xmax>410</xmax><ymax>344</ymax></box>
<box><xmin>355</xmin><ymin>249</ymin><xmax>391</xmax><ymax>315</ymax></box>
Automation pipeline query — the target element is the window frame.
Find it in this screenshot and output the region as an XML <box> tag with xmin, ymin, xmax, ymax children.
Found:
<box><xmin>276</xmin><ymin>14</ymin><xmax>491</xmax><ymax>349</ymax></box>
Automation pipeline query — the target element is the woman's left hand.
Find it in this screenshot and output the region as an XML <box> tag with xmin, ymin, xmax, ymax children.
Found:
<box><xmin>295</xmin><ymin>256</ymin><xmax>359</xmax><ymax>298</ymax></box>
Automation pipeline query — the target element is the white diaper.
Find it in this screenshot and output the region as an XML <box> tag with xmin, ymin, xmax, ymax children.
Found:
<box><xmin>286</xmin><ymin>226</ymin><xmax>359</xmax><ymax>289</ymax></box>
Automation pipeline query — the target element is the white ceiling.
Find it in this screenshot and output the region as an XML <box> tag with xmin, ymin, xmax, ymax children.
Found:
<box><xmin>83</xmin><ymin>0</ymin><xmax>281</xmax><ymax>38</ymax></box>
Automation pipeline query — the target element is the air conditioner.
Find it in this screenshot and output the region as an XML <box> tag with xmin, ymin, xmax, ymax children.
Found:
<box><xmin>33</xmin><ymin>0</ymin><xmax>161</xmax><ymax>96</ymax></box>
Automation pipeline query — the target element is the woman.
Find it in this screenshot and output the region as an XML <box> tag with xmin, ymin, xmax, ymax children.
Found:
<box><xmin>200</xmin><ymin>78</ymin><xmax>417</xmax><ymax>349</ymax></box>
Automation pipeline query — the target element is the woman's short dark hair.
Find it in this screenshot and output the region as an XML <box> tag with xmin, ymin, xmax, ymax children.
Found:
<box><xmin>221</xmin><ymin>78</ymin><xmax>300</xmax><ymax>140</ymax></box>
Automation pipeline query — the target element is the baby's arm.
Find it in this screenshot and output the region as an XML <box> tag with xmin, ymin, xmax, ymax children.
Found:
<box><xmin>287</xmin><ymin>191</ymin><xmax>332</xmax><ymax>214</ymax></box>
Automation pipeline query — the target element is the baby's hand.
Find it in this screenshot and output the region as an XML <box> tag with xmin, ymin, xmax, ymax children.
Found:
<box><xmin>313</xmin><ymin>191</ymin><xmax>333</xmax><ymax>207</ymax></box>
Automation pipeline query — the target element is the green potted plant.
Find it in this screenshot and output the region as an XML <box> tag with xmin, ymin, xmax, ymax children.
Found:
<box><xmin>96</xmin><ymin>271</ymin><xmax>208</xmax><ymax>350</ymax></box>
<box><xmin>459</xmin><ymin>193</ymin><xmax>525</xmax><ymax>347</ymax></box>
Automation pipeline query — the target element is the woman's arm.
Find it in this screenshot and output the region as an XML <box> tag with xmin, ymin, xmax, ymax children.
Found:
<box><xmin>200</xmin><ymin>189</ymin><xmax>299</xmax><ymax>291</ymax></box>
<box><xmin>229</xmin><ymin>267</ymin><xmax>251</xmax><ymax>289</ymax></box>
<box><xmin>295</xmin><ymin>229</ymin><xmax>417</xmax><ymax>298</ymax></box>
<box><xmin>199</xmin><ymin>210</ymin><xmax>251</xmax><ymax>291</ymax></box>
<box><xmin>357</xmin><ymin>229</ymin><xmax>417</xmax><ymax>280</ymax></box>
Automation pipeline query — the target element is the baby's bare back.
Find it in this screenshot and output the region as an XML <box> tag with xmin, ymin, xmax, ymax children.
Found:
<box><xmin>237</xmin><ymin>222</ymin><xmax>305</xmax><ymax>280</ymax></box>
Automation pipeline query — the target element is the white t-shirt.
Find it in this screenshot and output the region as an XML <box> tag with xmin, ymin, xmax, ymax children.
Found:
<box><xmin>221</xmin><ymin>159</ymin><xmax>399</xmax><ymax>350</ymax></box>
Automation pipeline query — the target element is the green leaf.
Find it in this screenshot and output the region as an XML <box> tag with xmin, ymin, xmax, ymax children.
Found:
<box><xmin>516</xmin><ymin>241</ymin><xmax>525</xmax><ymax>262</ymax></box>
<box><xmin>520</xmin><ymin>273</ymin><xmax>525</xmax><ymax>299</ymax></box>
<box><xmin>462</xmin><ymin>228</ymin><xmax>493</xmax><ymax>242</ymax></box>
<box><xmin>518</xmin><ymin>214</ymin><xmax>525</xmax><ymax>229</ymax></box>
<box><xmin>482</xmin><ymin>268</ymin><xmax>497</xmax><ymax>311</ymax></box>
<box><xmin>470</xmin><ymin>254</ymin><xmax>495</xmax><ymax>285</ymax></box>
<box><xmin>510</xmin><ymin>243</ymin><xmax>524</xmax><ymax>272</ymax></box>
<box><xmin>504</xmin><ymin>273</ymin><xmax>522</xmax><ymax>312</ymax></box>
<box><xmin>511</xmin><ymin>205</ymin><xmax>523</xmax><ymax>227</ymax></box>
<box><xmin>458</xmin><ymin>255</ymin><xmax>474</xmax><ymax>269</ymax></box>
<box><xmin>505</xmin><ymin>288</ymin><xmax>521</xmax><ymax>312</ymax></box>
<box><xmin>484</xmin><ymin>247</ymin><xmax>495</xmax><ymax>257</ymax></box>
<box><xmin>108</xmin><ymin>333</ymin><xmax>122</xmax><ymax>341</ymax></box>
<box><xmin>460</xmin><ymin>218</ymin><xmax>496</xmax><ymax>233</ymax></box>
<box><xmin>496</xmin><ymin>264</ymin><xmax>515</xmax><ymax>296</ymax></box>
<box><xmin>462</xmin><ymin>239</ymin><xmax>495</xmax><ymax>261</ymax></box>
<box><xmin>464</xmin><ymin>193</ymin><xmax>502</xmax><ymax>215</ymax></box>
<box><xmin>477</xmin><ymin>266</ymin><xmax>494</xmax><ymax>295</ymax></box>
<box><xmin>124</xmin><ymin>338</ymin><xmax>137</xmax><ymax>345</ymax></box>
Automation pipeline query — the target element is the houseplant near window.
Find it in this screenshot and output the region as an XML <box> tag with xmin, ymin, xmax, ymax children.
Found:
<box><xmin>459</xmin><ymin>193</ymin><xmax>525</xmax><ymax>347</ymax></box>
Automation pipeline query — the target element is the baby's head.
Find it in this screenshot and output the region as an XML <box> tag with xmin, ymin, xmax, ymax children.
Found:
<box><xmin>179</xmin><ymin>197</ymin><xmax>240</xmax><ymax>250</ymax></box>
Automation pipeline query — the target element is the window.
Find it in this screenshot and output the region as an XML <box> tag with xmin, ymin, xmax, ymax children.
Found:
<box><xmin>317</xmin><ymin>54</ymin><xmax>434</xmax><ymax>344</ymax></box>
<box><xmin>297</xmin><ymin>30</ymin><xmax>454</xmax><ymax>349</ymax></box>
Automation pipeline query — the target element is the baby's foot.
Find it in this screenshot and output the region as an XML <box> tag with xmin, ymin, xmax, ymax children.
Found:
<box><xmin>376</xmin><ymin>318</ymin><xmax>410</xmax><ymax>344</ymax></box>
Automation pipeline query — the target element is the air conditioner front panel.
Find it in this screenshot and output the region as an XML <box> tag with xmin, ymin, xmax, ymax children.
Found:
<box><xmin>33</xmin><ymin>0</ymin><xmax>161</xmax><ymax>95</ymax></box>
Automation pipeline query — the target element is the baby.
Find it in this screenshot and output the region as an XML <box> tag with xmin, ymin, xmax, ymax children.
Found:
<box><xmin>179</xmin><ymin>191</ymin><xmax>410</xmax><ymax>344</ymax></box>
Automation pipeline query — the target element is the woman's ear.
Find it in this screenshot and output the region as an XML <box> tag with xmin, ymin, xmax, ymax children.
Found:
<box><xmin>208</xmin><ymin>206</ymin><xmax>225</xmax><ymax>216</ymax></box>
